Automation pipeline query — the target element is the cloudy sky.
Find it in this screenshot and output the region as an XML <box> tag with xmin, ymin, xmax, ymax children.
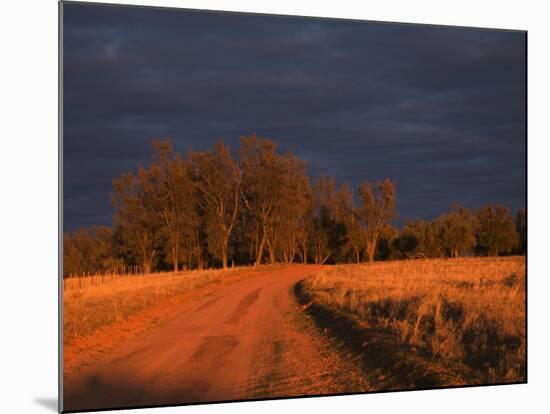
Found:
<box><xmin>63</xmin><ymin>2</ymin><xmax>526</xmax><ymax>232</ymax></box>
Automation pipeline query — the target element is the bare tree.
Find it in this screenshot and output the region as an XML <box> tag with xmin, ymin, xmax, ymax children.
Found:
<box><xmin>270</xmin><ymin>153</ymin><xmax>312</xmax><ymax>264</ymax></box>
<box><xmin>112</xmin><ymin>171</ymin><xmax>161</xmax><ymax>274</ymax></box>
<box><xmin>311</xmin><ymin>221</ymin><xmax>331</xmax><ymax>264</ymax></box>
<box><xmin>239</xmin><ymin>134</ymin><xmax>289</xmax><ymax>265</ymax></box>
<box><xmin>358</xmin><ymin>179</ymin><xmax>396</xmax><ymax>262</ymax></box>
<box><xmin>295</xmin><ymin>202</ymin><xmax>314</xmax><ymax>264</ymax></box>
<box><xmin>140</xmin><ymin>140</ymin><xmax>195</xmax><ymax>272</ymax></box>
<box><xmin>189</xmin><ymin>141</ymin><xmax>241</xmax><ymax>269</ymax></box>
<box><xmin>335</xmin><ymin>182</ymin><xmax>364</xmax><ymax>263</ymax></box>
<box><xmin>309</xmin><ymin>175</ymin><xmax>347</xmax><ymax>263</ymax></box>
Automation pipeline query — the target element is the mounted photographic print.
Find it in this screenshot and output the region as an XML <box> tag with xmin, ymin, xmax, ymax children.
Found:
<box><xmin>60</xmin><ymin>1</ymin><xmax>527</xmax><ymax>412</ymax></box>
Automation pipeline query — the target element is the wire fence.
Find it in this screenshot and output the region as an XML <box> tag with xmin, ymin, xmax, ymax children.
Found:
<box><xmin>63</xmin><ymin>266</ymin><xmax>149</xmax><ymax>291</ymax></box>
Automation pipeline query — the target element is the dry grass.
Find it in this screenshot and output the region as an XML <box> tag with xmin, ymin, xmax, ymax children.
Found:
<box><xmin>303</xmin><ymin>257</ymin><xmax>525</xmax><ymax>384</ymax></box>
<box><xmin>63</xmin><ymin>266</ymin><xmax>261</xmax><ymax>347</ymax></box>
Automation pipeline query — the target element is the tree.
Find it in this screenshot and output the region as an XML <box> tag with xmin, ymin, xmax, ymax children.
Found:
<box><xmin>334</xmin><ymin>182</ymin><xmax>364</xmax><ymax>263</ymax></box>
<box><xmin>516</xmin><ymin>208</ymin><xmax>526</xmax><ymax>254</ymax></box>
<box><xmin>392</xmin><ymin>224</ymin><xmax>419</xmax><ymax>259</ymax></box>
<box><xmin>63</xmin><ymin>226</ymin><xmax>125</xmax><ymax>276</ymax></box>
<box><xmin>358</xmin><ymin>179</ymin><xmax>396</xmax><ymax>262</ymax></box>
<box><xmin>436</xmin><ymin>206</ymin><xmax>476</xmax><ymax>258</ymax></box>
<box><xmin>476</xmin><ymin>204</ymin><xmax>519</xmax><ymax>256</ymax></box>
<box><xmin>239</xmin><ymin>134</ymin><xmax>290</xmax><ymax>265</ymax></box>
<box><xmin>189</xmin><ymin>141</ymin><xmax>241</xmax><ymax>269</ymax></box>
<box><xmin>376</xmin><ymin>225</ymin><xmax>399</xmax><ymax>260</ymax></box>
<box><xmin>311</xmin><ymin>175</ymin><xmax>347</xmax><ymax>264</ymax></box>
<box><xmin>396</xmin><ymin>219</ymin><xmax>443</xmax><ymax>259</ymax></box>
<box><xmin>295</xmin><ymin>201</ymin><xmax>314</xmax><ymax>264</ymax></box>
<box><xmin>68</xmin><ymin>135</ymin><xmax>527</xmax><ymax>273</ymax></box>
<box><xmin>424</xmin><ymin>220</ymin><xmax>445</xmax><ymax>258</ymax></box>
<box><xmin>89</xmin><ymin>225</ymin><xmax>119</xmax><ymax>272</ymax></box>
<box><xmin>112</xmin><ymin>171</ymin><xmax>161</xmax><ymax>274</ymax></box>
<box><xmin>140</xmin><ymin>140</ymin><xmax>196</xmax><ymax>272</ymax></box>
<box><xmin>311</xmin><ymin>220</ymin><xmax>331</xmax><ymax>264</ymax></box>
<box><xmin>266</xmin><ymin>152</ymin><xmax>312</xmax><ymax>264</ymax></box>
<box><xmin>63</xmin><ymin>230</ymin><xmax>87</xmax><ymax>276</ymax></box>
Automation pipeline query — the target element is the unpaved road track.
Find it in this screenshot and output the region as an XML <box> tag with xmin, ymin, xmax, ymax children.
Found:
<box><xmin>63</xmin><ymin>266</ymin><xmax>369</xmax><ymax>411</ymax></box>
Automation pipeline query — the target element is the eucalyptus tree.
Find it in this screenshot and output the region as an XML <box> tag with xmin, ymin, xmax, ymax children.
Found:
<box><xmin>189</xmin><ymin>141</ymin><xmax>241</xmax><ymax>269</ymax></box>
<box><xmin>358</xmin><ymin>179</ymin><xmax>396</xmax><ymax>262</ymax></box>
<box><xmin>112</xmin><ymin>170</ymin><xmax>161</xmax><ymax>273</ymax></box>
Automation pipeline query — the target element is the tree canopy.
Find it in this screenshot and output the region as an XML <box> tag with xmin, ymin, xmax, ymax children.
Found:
<box><xmin>63</xmin><ymin>136</ymin><xmax>525</xmax><ymax>276</ymax></box>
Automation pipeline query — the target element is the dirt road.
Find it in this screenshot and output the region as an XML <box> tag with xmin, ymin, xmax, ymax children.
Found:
<box><xmin>63</xmin><ymin>266</ymin><xmax>369</xmax><ymax>412</ymax></box>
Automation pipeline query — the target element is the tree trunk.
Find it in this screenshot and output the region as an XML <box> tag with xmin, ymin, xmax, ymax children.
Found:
<box><xmin>354</xmin><ymin>246</ymin><xmax>360</xmax><ymax>264</ymax></box>
<box><xmin>366</xmin><ymin>241</ymin><xmax>376</xmax><ymax>262</ymax></box>
<box><xmin>172</xmin><ymin>247</ymin><xmax>178</xmax><ymax>272</ymax></box>
<box><xmin>289</xmin><ymin>250</ymin><xmax>295</xmax><ymax>264</ymax></box>
<box><xmin>256</xmin><ymin>226</ymin><xmax>267</xmax><ymax>266</ymax></box>
<box><xmin>221</xmin><ymin>231</ymin><xmax>230</xmax><ymax>269</ymax></box>
<box><xmin>267</xmin><ymin>239</ymin><xmax>276</xmax><ymax>264</ymax></box>
<box><xmin>222</xmin><ymin>244</ymin><xmax>228</xmax><ymax>270</ymax></box>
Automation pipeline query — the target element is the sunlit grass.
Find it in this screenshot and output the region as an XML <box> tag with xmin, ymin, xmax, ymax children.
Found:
<box><xmin>303</xmin><ymin>257</ymin><xmax>525</xmax><ymax>383</ymax></box>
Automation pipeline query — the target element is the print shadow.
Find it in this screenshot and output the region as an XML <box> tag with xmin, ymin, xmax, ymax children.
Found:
<box><xmin>33</xmin><ymin>397</ymin><xmax>57</xmax><ymax>412</ymax></box>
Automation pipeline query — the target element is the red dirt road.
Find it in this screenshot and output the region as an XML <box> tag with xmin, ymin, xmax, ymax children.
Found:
<box><xmin>63</xmin><ymin>266</ymin><xmax>369</xmax><ymax>412</ymax></box>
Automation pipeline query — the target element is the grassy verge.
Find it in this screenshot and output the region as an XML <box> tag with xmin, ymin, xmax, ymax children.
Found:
<box><xmin>299</xmin><ymin>257</ymin><xmax>525</xmax><ymax>388</ymax></box>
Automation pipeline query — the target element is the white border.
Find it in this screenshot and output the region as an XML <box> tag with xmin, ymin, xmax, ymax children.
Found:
<box><xmin>2</xmin><ymin>1</ymin><xmax>548</xmax><ymax>413</ymax></box>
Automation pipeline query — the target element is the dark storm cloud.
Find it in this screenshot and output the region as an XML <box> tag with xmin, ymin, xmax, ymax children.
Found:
<box><xmin>62</xmin><ymin>2</ymin><xmax>526</xmax><ymax>231</ymax></box>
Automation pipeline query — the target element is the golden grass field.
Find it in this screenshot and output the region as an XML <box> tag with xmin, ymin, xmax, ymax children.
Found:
<box><xmin>302</xmin><ymin>257</ymin><xmax>526</xmax><ymax>385</ymax></box>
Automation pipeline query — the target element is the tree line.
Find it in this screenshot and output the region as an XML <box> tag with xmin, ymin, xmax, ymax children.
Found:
<box><xmin>63</xmin><ymin>134</ymin><xmax>526</xmax><ymax>276</ymax></box>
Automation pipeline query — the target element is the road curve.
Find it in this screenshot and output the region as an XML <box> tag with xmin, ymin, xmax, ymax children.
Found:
<box><xmin>63</xmin><ymin>266</ymin><xmax>329</xmax><ymax>411</ymax></box>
